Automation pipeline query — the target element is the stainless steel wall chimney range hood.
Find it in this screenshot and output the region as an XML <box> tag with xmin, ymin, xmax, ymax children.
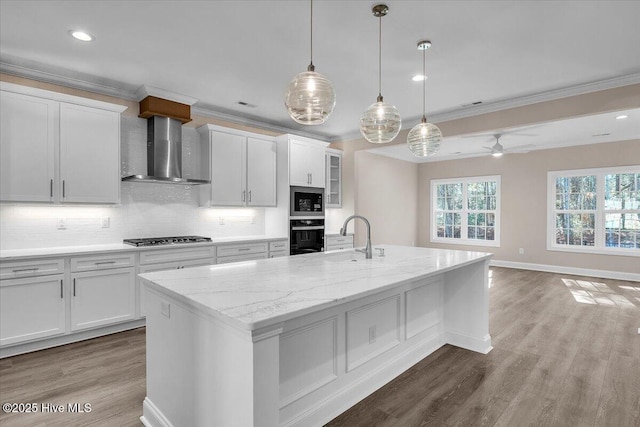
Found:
<box><xmin>122</xmin><ymin>94</ymin><xmax>209</xmax><ymax>185</ymax></box>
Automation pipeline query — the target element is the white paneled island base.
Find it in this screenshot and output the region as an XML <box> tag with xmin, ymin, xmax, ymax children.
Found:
<box><xmin>139</xmin><ymin>245</ymin><xmax>493</xmax><ymax>427</ymax></box>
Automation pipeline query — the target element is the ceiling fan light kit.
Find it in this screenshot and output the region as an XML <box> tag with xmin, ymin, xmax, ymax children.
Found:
<box><xmin>284</xmin><ymin>0</ymin><xmax>336</xmax><ymax>125</ymax></box>
<box><xmin>407</xmin><ymin>39</ymin><xmax>443</xmax><ymax>157</ymax></box>
<box><xmin>359</xmin><ymin>4</ymin><xmax>402</xmax><ymax>144</ymax></box>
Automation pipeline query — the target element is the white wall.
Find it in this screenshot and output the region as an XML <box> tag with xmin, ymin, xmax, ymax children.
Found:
<box><xmin>0</xmin><ymin>116</ymin><xmax>266</xmax><ymax>250</ymax></box>
<box><xmin>353</xmin><ymin>151</ymin><xmax>418</xmax><ymax>247</ymax></box>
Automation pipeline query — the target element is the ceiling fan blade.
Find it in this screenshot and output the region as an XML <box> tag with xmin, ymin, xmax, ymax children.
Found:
<box><xmin>505</xmin><ymin>143</ymin><xmax>536</xmax><ymax>153</ymax></box>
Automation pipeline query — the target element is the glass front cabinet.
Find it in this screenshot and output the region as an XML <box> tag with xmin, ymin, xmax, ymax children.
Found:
<box><xmin>325</xmin><ymin>149</ymin><xmax>342</xmax><ymax>208</ymax></box>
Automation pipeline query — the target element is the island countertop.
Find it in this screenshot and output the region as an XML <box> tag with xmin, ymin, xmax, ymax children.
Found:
<box><xmin>140</xmin><ymin>245</ymin><xmax>492</xmax><ymax>333</ymax></box>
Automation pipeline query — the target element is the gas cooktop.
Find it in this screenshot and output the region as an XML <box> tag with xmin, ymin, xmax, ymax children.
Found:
<box><xmin>123</xmin><ymin>236</ymin><xmax>212</xmax><ymax>247</ymax></box>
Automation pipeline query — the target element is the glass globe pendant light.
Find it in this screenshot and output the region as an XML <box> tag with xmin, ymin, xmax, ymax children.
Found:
<box><xmin>285</xmin><ymin>0</ymin><xmax>336</xmax><ymax>125</ymax></box>
<box><xmin>407</xmin><ymin>40</ymin><xmax>442</xmax><ymax>157</ymax></box>
<box><xmin>360</xmin><ymin>4</ymin><xmax>401</xmax><ymax>143</ymax></box>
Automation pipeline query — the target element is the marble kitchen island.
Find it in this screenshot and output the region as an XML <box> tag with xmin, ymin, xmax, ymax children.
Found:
<box><xmin>139</xmin><ymin>245</ymin><xmax>493</xmax><ymax>427</ymax></box>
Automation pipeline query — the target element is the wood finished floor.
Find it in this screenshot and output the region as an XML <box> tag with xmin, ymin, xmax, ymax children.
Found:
<box><xmin>0</xmin><ymin>267</ymin><xmax>638</xmax><ymax>427</ymax></box>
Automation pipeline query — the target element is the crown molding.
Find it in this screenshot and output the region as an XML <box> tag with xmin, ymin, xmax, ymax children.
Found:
<box><xmin>0</xmin><ymin>61</ymin><xmax>138</xmax><ymax>101</ymax></box>
<box><xmin>190</xmin><ymin>106</ymin><xmax>332</xmax><ymax>141</ymax></box>
<box><xmin>2</xmin><ymin>59</ymin><xmax>637</xmax><ymax>144</ymax></box>
<box><xmin>135</xmin><ymin>85</ymin><xmax>198</xmax><ymax>105</ymax></box>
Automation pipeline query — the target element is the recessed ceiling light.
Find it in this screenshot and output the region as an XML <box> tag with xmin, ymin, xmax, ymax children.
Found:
<box><xmin>412</xmin><ymin>74</ymin><xmax>427</xmax><ymax>82</ymax></box>
<box><xmin>615</xmin><ymin>115</ymin><xmax>629</xmax><ymax>120</ymax></box>
<box><xmin>68</xmin><ymin>30</ymin><xmax>95</xmax><ymax>42</ymax></box>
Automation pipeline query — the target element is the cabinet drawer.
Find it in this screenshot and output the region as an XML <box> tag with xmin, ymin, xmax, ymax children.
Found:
<box><xmin>0</xmin><ymin>258</ymin><xmax>65</xmax><ymax>280</ymax></box>
<box><xmin>216</xmin><ymin>242</ymin><xmax>267</xmax><ymax>258</ymax></box>
<box><xmin>216</xmin><ymin>253</ymin><xmax>267</xmax><ymax>264</ymax></box>
<box><xmin>140</xmin><ymin>246</ymin><xmax>215</xmax><ymax>265</ymax></box>
<box><xmin>269</xmin><ymin>240</ymin><xmax>288</xmax><ymax>252</ymax></box>
<box><xmin>70</xmin><ymin>253</ymin><xmax>135</xmax><ymax>272</ymax></box>
<box><xmin>326</xmin><ymin>245</ymin><xmax>352</xmax><ymax>252</ymax></box>
<box><xmin>326</xmin><ymin>235</ymin><xmax>354</xmax><ymax>246</ymax></box>
<box><xmin>269</xmin><ymin>251</ymin><xmax>288</xmax><ymax>259</ymax></box>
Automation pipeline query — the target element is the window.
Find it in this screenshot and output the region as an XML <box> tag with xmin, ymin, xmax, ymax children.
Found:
<box><xmin>431</xmin><ymin>176</ymin><xmax>500</xmax><ymax>247</ymax></box>
<box><xmin>548</xmin><ymin>166</ymin><xmax>640</xmax><ymax>256</ymax></box>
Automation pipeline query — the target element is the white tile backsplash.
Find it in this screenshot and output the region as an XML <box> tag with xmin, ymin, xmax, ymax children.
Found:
<box><xmin>0</xmin><ymin>116</ymin><xmax>267</xmax><ymax>250</ymax></box>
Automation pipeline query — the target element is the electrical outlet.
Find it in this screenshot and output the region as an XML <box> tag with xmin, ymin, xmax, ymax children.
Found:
<box><xmin>161</xmin><ymin>301</ymin><xmax>171</xmax><ymax>318</ymax></box>
<box><xmin>100</xmin><ymin>217</ymin><xmax>110</xmax><ymax>228</ymax></box>
<box><xmin>57</xmin><ymin>218</ymin><xmax>66</xmax><ymax>230</ymax></box>
<box><xmin>219</xmin><ymin>217</ymin><xmax>224</xmax><ymax>225</ymax></box>
<box><xmin>519</xmin><ymin>248</ymin><xmax>525</xmax><ymax>255</ymax></box>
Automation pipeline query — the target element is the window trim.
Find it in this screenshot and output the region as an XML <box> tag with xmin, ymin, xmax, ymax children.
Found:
<box><xmin>430</xmin><ymin>175</ymin><xmax>501</xmax><ymax>247</ymax></box>
<box><xmin>547</xmin><ymin>165</ymin><xmax>640</xmax><ymax>257</ymax></box>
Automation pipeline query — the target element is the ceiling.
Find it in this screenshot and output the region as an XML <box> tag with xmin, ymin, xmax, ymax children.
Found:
<box><xmin>1</xmin><ymin>0</ymin><xmax>639</xmax><ymax>148</ymax></box>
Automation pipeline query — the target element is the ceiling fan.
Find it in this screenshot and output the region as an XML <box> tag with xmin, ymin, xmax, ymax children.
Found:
<box><xmin>483</xmin><ymin>134</ymin><xmax>534</xmax><ymax>157</ymax></box>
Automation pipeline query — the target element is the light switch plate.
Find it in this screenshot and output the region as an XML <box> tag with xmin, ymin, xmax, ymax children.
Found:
<box><xmin>100</xmin><ymin>217</ymin><xmax>110</xmax><ymax>228</ymax></box>
<box><xmin>57</xmin><ymin>218</ymin><xmax>66</xmax><ymax>230</ymax></box>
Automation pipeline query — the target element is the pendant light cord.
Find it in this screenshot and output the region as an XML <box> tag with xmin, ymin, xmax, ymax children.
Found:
<box><xmin>422</xmin><ymin>46</ymin><xmax>426</xmax><ymax>121</ymax></box>
<box><xmin>378</xmin><ymin>14</ymin><xmax>382</xmax><ymax>100</ymax></box>
<box><xmin>309</xmin><ymin>0</ymin><xmax>314</xmax><ymax>69</ymax></box>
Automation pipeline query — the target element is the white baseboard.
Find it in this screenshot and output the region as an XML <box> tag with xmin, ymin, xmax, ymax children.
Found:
<box><xmin>141</xmin><ymin>398</ymin><xmax>174</xmax><ymax>427</ymax></box>
<box><xmin>0</xmin><ymin>319</ymin><xmax>145</xmax><ymax>358</ymax></box>
<box><xmin>445</xmin><ymin>331</ymin><xmax>493</xmax><ymax>354</ymax></box>
<box><xmin>489</xmin><ymin>260</ymin><xmax>640</xmax><ymax>282</ymax></box>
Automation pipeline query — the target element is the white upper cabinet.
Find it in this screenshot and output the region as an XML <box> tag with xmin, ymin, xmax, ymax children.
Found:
<box><xmin>0</xmin><ymin>82</ymin><xmax>127</xmax><ymax>204</ymax></box>
<box><xmin>280</xmin><ymin>136</ymin><xmax>328</xmax><ymax>188</ymax></box>
<box><xmin>325</xmin><ymin>149</ymin><xmax>342</xmax><ymax>208</ymax></box>
<box><xmin>246</xmin><ymin>137</ymin><xmax>277</xmax><ymax>206</ymax></box>
<box><xmin>199</xmin><ymin>125</ymin><xmax>276</xmax><ymax>207</ymax></box>
<box><xmin>209</xmin><ymin>130</ymin><xmax>246</xmax><ymax>206</ymax></box>
<box><xmin>0</xmin><ymin>91</ymin><xmax>57</xmax><ymax>202</ymax></box>
<box><xmin>59</xmin><ymin>103</ymin><xmax>121</xmax><ymax>203</ymax></box>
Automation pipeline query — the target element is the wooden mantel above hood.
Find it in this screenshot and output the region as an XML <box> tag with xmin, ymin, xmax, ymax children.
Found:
<box><xmin>138</xmin><ymin>96</ymin><xmax>191</xmax><ymax>124</ymax></box>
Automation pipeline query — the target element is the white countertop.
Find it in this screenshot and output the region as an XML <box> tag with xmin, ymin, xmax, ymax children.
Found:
<box><xmin>0</xmin><ymin>235</ymin><xmax>287</xmax><ymax>260</ymax></box>
<box><xmin>140</xmin><ymin>245</ymin><xmax>492</xmax><ymax>332</ymax></box>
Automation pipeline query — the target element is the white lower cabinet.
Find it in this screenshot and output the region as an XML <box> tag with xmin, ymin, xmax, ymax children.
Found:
<box><xmin>269</xmin><ymin>240</ymin><xmax>289</xmax><ymax>258</ymax></box>
<box><xmin>70</xmin><ymin>268</ymin><xmax>136</xmax><ymax>331</ymax></box>
<box><xmin>0</xmin><ymin>274</ymin><xmax>66</xmax><ymax>346</ymax></box>
<box><xmin>216</xmin><ymin>242</ymin><xmax>268</xmax><ymax>264</ymax></box>
<box><xmin>137</xmin><ymin>246</ymin><xmax>216</xmax><ymax>317</ymax></box>
<box><xmin>325</xmin><ymin>234</ymin><xmax>354</xmax><ymax>251</ymax></box>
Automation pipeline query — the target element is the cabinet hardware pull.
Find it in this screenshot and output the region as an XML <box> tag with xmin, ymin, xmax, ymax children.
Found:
<box><xmin>95</xmin><ymin>261</ymin><xmax>116</xmax><ymax>265</ymax></box>
<box><xmin>242</xmin><ymin>190</ymin><xmax>246</xmax><ymax>202</ymax></box>
<box><xmin>50</xmin><ymin>179</ymin><xmax>53</xmax><ymax>198</ymax></box>
<box><xmin>12</xmin><ymin>267</ymin><xmax>39</xmax><ymax>273</ymax></box>
<box><xmin>238</xmin><ymin>248</ymin><xmax>251</xmax><ymax>251</ymax></box>
<box><xmin>60</xmin><ymin>280</ymin><xmax>63</xmax><ymax>299</ymax></box>
<box><xmin>248</xmin><ymin>190</ymin><xmax>251</xmax><ymax>202</ymax></box>
<box><xmin>62</xmin><ymin>180</ymin><xmax>66</xmax><ymax>198</ymax></box>
<box><xmin>310</xmin><ymin>173</ymin><xmax>312</xmax><ymax>184</ymax></box>
<box><xmin>73</xmin><ymin>278</ymin><xmax>76</xmax><ymax>297</ymax></box>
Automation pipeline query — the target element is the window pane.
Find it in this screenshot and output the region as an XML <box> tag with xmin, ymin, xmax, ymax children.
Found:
<box><xmin>556</xmin><ymin>177</ymin><xmax>568</xmax><ymax>195</ymax></box>
<box><xmin>487</xmin><ymin>196</ymin><xmax>496</xmax><ymax>210</ymax></box>
<box><xmin>437</xmin><ymin>197</ymin><xmax>445</xmax><ymax>210</ymax></box>
<box><xmin>556</xmin><ymin>228</ymin><xmax>568</xmax><ymax>245</ymax></box>
<box><xmin>486</xmin><ymin>227</ymin><xmax>495</xmax><ymax>240</ymax></box>
<box><xmin>468</xmin><ymin>213</ymin><xmax>476</xmax><ymax>225</ymax></box>
<box><xmin>454</xmin><ymin>226</ymin><xmax>461</xmax><ymax>239</ymax></box>
<box><xmin>477</xmin><ymin>213</ymin><xmax>486</xmax><ymax>226</ymax></box>
<box><xmin>605</xmin><ymin>173</ymin><xmax>639</xmax><ymax>210</ymax></box>
<box><xmin>468</xmin><ymin>196</ymin><xmax>477</xmax><ymax>210</ymax></box>
<box><xmin>606</xmin><ymin>213</ymin><xmax>640</xmax><ymax>248</ymax></box>
<box><xmin>476</xmin><ymin>227</ymin><xmax>486</xmax><ymax>240</ymax></box>
<box><xmin>468</xmin><ymin>227</ymin><xmax>476</xmax><ymax>239</ymax></box>
<box><xmin>486</xmin><ymin>213</ymin><xmax>495</xmax><ymax>226</ymax></box>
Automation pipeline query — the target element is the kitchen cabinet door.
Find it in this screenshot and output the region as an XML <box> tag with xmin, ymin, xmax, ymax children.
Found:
<box><xmin>59</xmin><ymin>103</ymin><xmax>120</xmax><ymax>203</ymax></box>
<box><xmin>210</xmin><ymin>131</ymin><xmax>246</xmax><ymax>206</ymax></box>
<box><xmin>70</xmin><ymin>267</ymin><xmax>136</xmax><ymax>331</ymax></box>
<box><xmin>289</xmin><ymin>139</ymin><xmax>325</xmax><ymax>188</ymax></box>
<box><xmin>0</xmin><ymin>275</ymin><xmax>66</xmax><ymax>346</ymax></box>
<box><xmin>0</xmin><ymin>91</ymin><xmax>57</xmax><ymax>202</ymax></box>
<box><xmin>325</xmin><ymin>151</ymin><xmax>342</xmax><ymax>208</ymax></box>
<box><xmin>246</xmin><ymin>137</ymin><xmax>276</xmax><ymax>206</ymax></box>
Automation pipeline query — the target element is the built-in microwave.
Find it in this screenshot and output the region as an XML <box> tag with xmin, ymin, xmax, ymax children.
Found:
<box><xmin>290</xmin><ymin>186</ymin><xmax>324</xmax><ymax>217</ymax></box>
